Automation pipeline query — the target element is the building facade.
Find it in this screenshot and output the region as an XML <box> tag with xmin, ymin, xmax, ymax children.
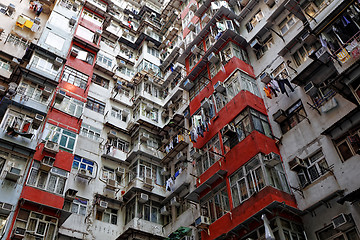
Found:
<box><xmin>0</xmin><ymin>0</ymin><xmax>359</xmax><ymax>240</ymax></box>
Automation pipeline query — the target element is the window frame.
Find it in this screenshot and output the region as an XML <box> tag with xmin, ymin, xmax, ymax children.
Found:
<box><xmin>86</xmin><ymin>97</ymin><xmax>105</xmax><ymax>114</ymax></box>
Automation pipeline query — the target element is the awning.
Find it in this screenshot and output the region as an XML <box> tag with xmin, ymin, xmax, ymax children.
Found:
<box><xmin>337</xmin><ymin>188</ymin><xmax>360</xmax><ymax>204</ymax></box>
<box><xmin>166</xmin><ymin>227</ymin><xmax>192</xmax><ymax>240</ymax></box>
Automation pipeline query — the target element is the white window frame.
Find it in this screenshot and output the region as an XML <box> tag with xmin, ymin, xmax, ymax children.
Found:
<box><xmin>17</xmin><ymin>80</ymin><xmax>51</xmax><ymax>104</ymax></box>
<box><xmin>30</xmin><ymin>53</ymin><xmax>60</xmax><ymax>76</ymax></box>
<box><xmin>80</xmin><ymin>123</ymin><xmax>101</xmax><ymax>141</ymax></box>
<box><xmin>54</xmin><ymin>96</ymin><xmax>84</xmax><ymax>118</ymax></box>
<box><xmin>43</xmin><ymin>124</ymin><xmax>77</xmax><ymax>152</ymax></box>
<box><xmin>279</xmin><ymin>14</ymin><xmax>297</xmax><ymax>35</ymax></box>
<box><xmin>62</xmin><ymin>66</ymin><xmax>89</xmax><ymax>89</ymax></box>
<box><xmin>82</xmin><ymin>9</ymin><xmax>104</xmax><ymax>26</ymax></box>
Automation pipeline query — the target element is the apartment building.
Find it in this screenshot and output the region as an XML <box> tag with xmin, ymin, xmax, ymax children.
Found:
<box><xmin>0</xmin><ymin>0</ymin><xmax>359</xmax><ymax>240</ymax></box>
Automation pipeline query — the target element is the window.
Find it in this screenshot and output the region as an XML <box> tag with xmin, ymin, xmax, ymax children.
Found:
<box><xmin>111</xmin><ymin>108</ymin><xmax>128</xmax><ymax>122</ymax></box>
<box><xmin>102</xmin><ymin>167</ymin><xmax>116</xmax><ymax>181</ymax></box>
<box><xmin>196</xmin><ymin>134</ymin><xmax>222</xmax><ymax>175</ymax></box>
<box><xmin>279</xmin><ymin>101</ymin><xmax>307</xmax><ymax>134</ymax></box>
<box><xmin>0</xmin><ymin>58</ymin><xmax>11</xmax><ymax>71</ymax></box>
<box><xmin>43</xmin><ymin>124</ymin><xmax>77</xmax><ymax>151</ymax></box>
<box><xmin>97</xmin><ymin>53</ymin><xmax>113</xmax><ymax>68</ymax></box>
<box><xmin>80</xmin><ymin>123</ymin><xmax>101</xmax><ymax>141</ymax></box>
<box><xmin>82</xmin><ymin>10</ymin><xmax>104</xmax><ymax>26</ymax></box>
<box><xmin>96</xmin><ymin>208</ymin><xmax>118</xmax><ymax>225</ymax></box>
<box><xmin>189</xmin><ymin>51</ymin><xmax>201</xmax><ymax>70</ymax></box>
<box><xmin>108</xmin><ymin>137</ymin><xmax>129</xmax><ymax>152</ymax></box>
<box><xmin>91</xmin><ymin>74</ymin><xmax>109</xmax><ymax>89</ymax></box>
<box><xmin>63</xmin><ymin>198</ymin><xmax>88</xmax><ymax>216</ymax></box>
<box><xmin>0</xmin><ymin>214</ymin><xmax>9</xmax><ymax>237</ymax></box>
<box><xmin>137</xmin><ymin>200</ymin><xmax>162</xmax><ymax>224</ymax></box>
<box><xmin>183</xmin><ymin>9</ymin><xmax>194</xmax><ymax>27</ymax></box>
<box><xmin>222</xmin><ymin>108</ymin><xmax>272</xmax><ymax>154</ymax></box>
<box><xmin>189</xmin><ymin>70</ymin><xmax>210</xmax><ymax>100</ymax></box>
<box><xmin>303</xmin><ymin>0</ymin><xmax>332</xmax><ymax>19</ymax></box>
<box><xmin>17</xmin><ymin>80</ymin><xmax>51</xmax><ymax>104</ymax></box>
<box><xmin>20</xmin><ymin>210</ymin><xmax>58</xmax><ymax>239</ymax></box>
<box><xmin>61</xmin><ymin>66</ymin><xmax>89</xmax><ymax>89</ymax></box>
<box><xmin>45</xmin><ymin>32</ymin><xmax>65</xmax><ymax>51</ymax></box>
<box><xmin>271</xmin><ymin>62</ymin><xmax>289</xmax><ymax>79</ymax></box>
<box><xmin>1</xmin><ymin>109</ymin><xmax>36</xmax><ymax>135</ymax></box>
<box><xmin>147</xmin><ymin>47</ymin><xmax>159</xmax><ymax>58</ymax></box>
<box><xmin>72</xmin><ymin>156</ymin><xmax>94</xmax><ymax>174</ymax></box>
<box><xmin>255</xmin><ymin>34</ymin><xmax>274</xmax><ymax>59</ymax></box>
<box><xmin>71</xmin><ymin>45</ymin><xmax>95</xmax><ymax>65</ymax></box>
<box><xmin>200</xmin><ymin>185</ymin><xmax>230</xmax><ymax>223</ymax></box>
<box><xmin>30</xmin><ymin>53</ymin><xmax>60</xmax><ymax>76</ymax></box>
<box><xmin>119</xmin><ymin>66</ymin><xmax>135</xmax><ymax>78</ymax></box>
<box><xmin>127</xmin><ymin>159</ymin><xmax>164</xmax><ymax>186</ymax></box>
<box><xmin>292</xmin><ymin>44</ymin><xmax>316</xmax><ymax>66</ymax></box>
<box><xmin>294</xmin><ymin>151</ymin><xmax>329</xmax><ymax>188</ymax></box>
<box><xmin>137</xmin><ymin>60</ymin><xmax>161</xmax><ymax>77</ymax></box>
<box><xmin>246</xmin><ymin>11</ymin><xmax>263</xmax><ymax>32</ymax></box>
<box><xmin>279</xmin><ymin>14</ymin><xmax>297</xmax><ymax>35</ymax></box>
<box><xmin>54</xmin><ymin>96</ymin><xmax>84</xmax><ymax>118</ymax></box>
<box><xmin>86</xmin><ymin>97</ymin><xmax>105</xmax><ymax>114</ymax></box>
<box><xmin>225</xmin><ymin>70</ymin><xmax>260</xmax><ymax>102</ymax></box>
<box><xmin>27</xmin><ymin>161</ymin><xmax>68</xmax><ymax>195</ymax></box>
<box><xmin>334</xmin><ymin>128</ymin><xmax>360</xmax><ymax>161</ymax></box>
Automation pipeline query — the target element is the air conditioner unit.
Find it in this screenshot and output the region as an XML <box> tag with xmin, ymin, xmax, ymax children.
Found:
<box><xmin>143</xmin><ymin>177</ymin><xmax>153</xmax><ymax>189</ymax></box>
<box><xmin>177</xmin><ymin>151</ymin><xmax>186</xmax><ymax>161</ymax></box>
<box><xmin>208</xmin><ymin>52</ymin><xmax>219</xmax><ymax>64</ymax></box>
<box><xmin>190</xmin><ymin>147</ymin><xmax>202</xmax><ymax>159</ymax></box>
<box><xmin>70</xmin><ymin>48</ymin><xmax>79</xmax><ymax>57</ymax></box>
<box><xmin>304</xmin><ymin>81</ymin><xmax>318</xmax><ymax>97</ymax></box>
<box><xmin>5</xmin><ymin>167</ymin><xmax>21</xmax><ymax>182</ymax></box>
<box><xmin>332</xmin><ymin>213</ymin><xmax>353</xmax><ymax>231</ymax></box>
<box><xmin>13</xmin><ymin>227</ymin><xmax>26</xmax><ymax>238</ymax></box>
<box><xmin>264</xmin><ymin>152</ymin><xmax>281</xmax><ymax>166</ymax></box>
<box><xmin>98</xmin><ymin>200</ymin><xmax>108</xmax><ymax>210</ymax></box>
<box><xmin>201</xmin><ymin>98</ymin><xmax>211</xmax><ymax>109</ymax></box>
<box><xmin>44</xmin><ymin>140</ymin><xmax>59</xmax><ymax>154</ymax></box>
<box><xmin>96</xmin><ymin>29</ymin><xmax>102</xmax><ymax>35</ymax></box>
<box><xmin>191</xmin><ymin>45</ymin><xmax>201</xmax><ymax>54</ymax></box>
<box><xmin>0</xmin><ymin>202</ymin><xmax>13</xmax><ymax>213</ymax></box>
<box><xmin>106</xmin><ymin>178</ymin><xmax>117</xmax><ymax>190</ymax></box>
<box><xmin>139</xmin><ymin>193</ymin><xmax>149</xmax><ymax>203</ymax></box>
<box><xmin>264</xmin><ymin>0</ymin><xmax>275</xmax><ymax>7</ymax></box>
<box><xmin>116</xmin><ymin>167</ymin><xmax>125</xmax><ymax>176</ymax></box>
<box><xmin>161</xmin><ymin>167</ymin><xmax>170</xmax><ymax>175</ymax></box>
<box><xmin>202</xmin><ymin>13</ymin><xmax>210</xmax><ymax>23</ymax></box>
<box><xmin>160</xmin><ymin>206</ymin><xmax>170</xmax><ymax>215</ymax></box>
<box><xmin>223</xmin><ymin>124</ymin><xmax>236</xmax><ymax>136</ymax></box>
<box><xmin>145</xmin><ymin>103</ymin><xmax>152</xmax><ymax>111</ymax></box>
<box><xmin>250</xmin><ymin>38</ymin><xmax>262</xmax><ymax>50</ymax></box>
<box><xmin>77</xmin><ymin>168</ymin><xmax>92</xmax><ymax>179</ymax></box>
<box><xmin>56</xmin><ymin>89</ymin><xmax>66</xmax><ymax>101</ymax></box>
<box><xmin>42</xmin><ymin>86</ymin><xmax>52</xmax><ymax>97</ymax></box>
<box><xmin>148</xmin><ymin>41</ymin><xmax>155</xmax><ymax>48</ymax></box>
<box><xmin>54</xmin><ymin>57</ymin><xmax>63</xmax><ymax>67</ymax></box>
<box><xmin>214</xmin><ymin>81</ymin><xmax>225</xmax><ymax>93</ymax></box>
<box><xmin>108</xmin><ymin>129</ymin><xmax>117</xmax><ymax>138</ymax></box>
<box><xmin>183</xmin><ymin>78</ymin><xmax>194</xmax><ymax>91</ymax></box>
<box><xmin>40</xmin><ymin>156</ymin><xmax>55</xmax><ymax>171</ymax></box>
<box><xmin>65</xmin><ymin>189</ymin><xmax>78</xmax><ymax>200</ymax></box>
<box><xmin>189</xmin><ymin>3</ymin><xmax>197</xmax><ymax>12</ymax></box>
<box><xmin>140</xmin><ymin>132</ymin><xmax>150</xmax><ymax>141</ymax></box>
<box><xmin>273</xmin><ymin>109</ymin><xmax>287</xmax><ymax>123</ymax></box>
<box><xmin>32</xmin><ymin>114</ymin><xmax>44</xmax><ymax>130</ymax></box>
<box><xmin>188</xmin><ymin>22</ymin><xmax>195</xmax><ymax>32</ymax></box>
<box><xmin>288</xmin><ymin>157</ymin><xmax>306</xmax><ymax>171</ymax></box>
<box><xmin>170</xmin><ymin>197</ymin><xmax>180</xmax><ymax>206</ymax></box>
<box><xmin>315</xmin><ymin>47</ymin><xmax>330</xmax><ymax>63</ymax></box>
<box><xmin>0</xmin><ymin>85</ymin><xmax>6</xmax><ymax>95</ymax></box>
<box><xmin>195</xmin><ymin>216</ymin><xmax>211</xmax><ymax>228</ymax></box>
<box><xmin>69</xmin><ymin>16</ymin><xmax>77</xmax><ymax>26</ymax></box>
<box><xmin>260</xmin><ymin>72</ymin><xmax>272</xmax><ymax>84</ymax></box>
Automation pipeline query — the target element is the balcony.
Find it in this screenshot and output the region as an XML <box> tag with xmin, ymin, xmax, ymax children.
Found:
<box><xmin>161</xmin><ymin>63</ymin><xmax>183</xmax><ymax>86</ymax></box>
<box><xmin>162</xmin><ymin>167</ymin><xmax>190</xmax><ymax>200</ymax></box>
<box><xmin>104</xmin><ymin>112</ymin><xmax>128</xmax><ymax>132</ymax></box>
<box><xmin>94</xmin><ymin>56</ymin><xmax>116</xmax><ymax>76</ymax></box>
<box><xmin>84</xmin><ymin>0</ymin><xmax>107</xmax><ymax>15</ymax></box>
<box><xmin>160</xmin><ymin>133</ymin><xmax>189</xmax><ymax>164</ymax></box>
<box><xmin>160</xmin><ymin>45</ymin><xmax>181</xmax><ymax>71</ymax></box>
<box><xmin>118</xmin><ymin>218</ymin><xmax>165</xmax><ymax>239</ymax></box>
<box><xmin>179</xmin><ymin>5</ymin><xmax>244</xmax><ymax>64</ymax></box>
<box><xmin>0</xmin><ymin>64</ymin><xmax>12</xmax><ymax>79</ymax></box>
<box><xmin>122</xmin><ymin>177</ymin><xmax>165</xmax><ymax>200</ymax></box>
<box><xmin>12</xmin><ymin>94</ymin><xmax>49</xmax><ymax>115</ymax></box>
<box><xmin>126</xmin><ymin>142</ymin><xmax>164</xmax><ymax>162</ymax></box>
